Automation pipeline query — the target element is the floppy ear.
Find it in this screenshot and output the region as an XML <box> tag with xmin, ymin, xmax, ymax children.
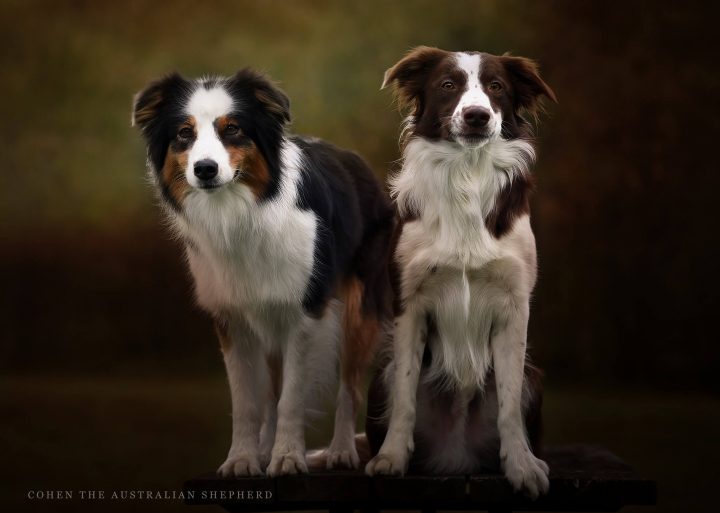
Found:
<box><xmin>381</xmin><ymin>46</ymin><xmax>448</xmax><ymax>113</ymax></box>
<box><xmin>254</xmin><ymin>77</ymin><xmax>291</xmax><ymax>124</ymax></box>
<box><xmin>131</xmin><ymin>73</ymin><xmax>189</xmax><ymax>132</ymax></box>
<box><xmin>500</xmin><ymin>56</ymin><xmax>557</xmax><ymax>117</ymax></box>
<box><xmin>229</xmin><ymin>68</ymin><xmax>291</xmax><ymax>125</ymax></box>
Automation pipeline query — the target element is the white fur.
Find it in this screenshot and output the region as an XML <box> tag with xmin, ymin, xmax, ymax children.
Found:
<box><xmin>185</xmin><ymin>86</ymin><xmax>236</xmax><ymax>188</ymax></box>
<box><xmin>451</xmin><ymin>53</ymin><xmax>503</xmax><ymax>147</ymax></box>
<box><xmin>178</xmin><ymin>140</ymin><xmax>316</xmax><ymax>312</ymax></box>
<box><xmin>390</xmin><ymin>137</ymin><xmax>535</xmax><ymax>389</ymax></box>
<box><xmin>367</xmin><ymin>135</ymin><xmax>549</xmax><ymax>497</ymax></box>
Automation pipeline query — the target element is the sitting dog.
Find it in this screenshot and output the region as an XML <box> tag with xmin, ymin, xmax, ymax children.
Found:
<box><xmin>132</xmin><ymin>69</ymin><xmax>394</xmax><ymax>476</ymax></box>
<box><xmin>364</xmin><ymin>47</ymin><xmax>556</xmax><ymax>498</ymax></box>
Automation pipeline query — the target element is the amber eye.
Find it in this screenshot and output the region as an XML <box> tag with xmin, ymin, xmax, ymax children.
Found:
<box><xmin>177</xmin><ymin>127</ymin><xmax>194</xmax><ymax>139</ymax></box>
<box><xmin>488</xmin><ymin>80</ymin><xmax>503</xmax><ymax>92</ymax></box>
<box><xmin>441</xmin><ymin>80</ymin><xmax>455</xmax><ymax>90</ymax></box>
<box><xmin>225</xmin><ymin>123</ymin><xmax>240</xmax><ymax>136</ymax></box>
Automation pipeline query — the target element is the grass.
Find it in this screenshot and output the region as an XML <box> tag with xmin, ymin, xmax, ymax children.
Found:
<box><xmin>2</xmin><ymin>374</ymin><xmax>718</xmax><ymax>512</ymax></box>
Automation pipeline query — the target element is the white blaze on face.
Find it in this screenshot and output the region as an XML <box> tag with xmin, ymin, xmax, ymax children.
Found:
<box><xmin>185</xmin><ymin>86</ymin><xmax>235</xmax><ymax>188</ymax></box>
<box><xmin>451</xmin><ymin>52</ymin><xmax>503</xmax><ymax>144</ymax></box>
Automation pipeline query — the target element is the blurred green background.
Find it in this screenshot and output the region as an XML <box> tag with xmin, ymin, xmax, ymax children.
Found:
<box><xmin>1</xmin><ymin>0</ymin><xmax>718</xmax><ymax>512</ymax></box>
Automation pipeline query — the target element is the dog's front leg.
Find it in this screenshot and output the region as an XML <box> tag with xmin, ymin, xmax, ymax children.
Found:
<box><xmin>258</xmin><ymin>353</ymin><xmax>281</xmax><ymax>469</ymax></box>
<box><xmin>365</xmin><ymin>308</ymin><xmax>426</xmax><ymax>476</ymax></box>
<box><xmin>217</xmin><ymin>320</ymin><xmax>266</xmax><ymax>477</ymax></box>
<box><xmin>492</xmin><ymin>301</ymin><xmax>549</xmax><ymax>498</ymax></box>
<box><xmin>266</xmin><ymin>324</ymin><xmax>309</xmax><ymax>476</ymax></box>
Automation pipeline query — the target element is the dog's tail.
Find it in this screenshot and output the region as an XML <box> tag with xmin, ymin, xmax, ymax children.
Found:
<box><xmin>306</xmin><ymin>433</ymin><xmax>372</xmax><ymax>471</ymax></box>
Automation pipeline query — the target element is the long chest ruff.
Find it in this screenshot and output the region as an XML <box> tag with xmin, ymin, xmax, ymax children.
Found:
<box><xmin>393</xmin><ymin>138</ymin><xmax>537</xmax><ymax>389</ymax></box>
<box><xmin>174</xmin><ymin>143</ymin><xmax>317</xmax><ymax>316</ymax></box>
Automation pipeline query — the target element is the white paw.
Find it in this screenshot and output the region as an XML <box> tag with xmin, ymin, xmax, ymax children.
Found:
<box><xmin>258</xmin><ymin>438</ymin><xmax>274</xmax><ymax>470</ymax></box>
<box><xmin>267</xmin><ymin>449</ymin><xmax>308</xmax><ymax>476</ymax></box>
<box><xmin>365</xmin><ymin>448</ymin><xmax>410</xmax><ymax>476</ymax></box>
<box><xmin>326</xmin><ymin>444</ymin><xmax>360</xmax><ymax>470</ymax></box>
<box><xmin>501</xmin><ymin>445</ymin><xmax>550</xmax><ymax>499</ymax></box>
<box><xmin>217</xmin><ymin>453</ymin><xmax>263</xmax><ymax>477</ymax></box>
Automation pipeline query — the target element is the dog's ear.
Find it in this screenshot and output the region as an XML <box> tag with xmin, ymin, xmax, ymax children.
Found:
<box><xmin>230</xmin><ymin>68</ymin><xmax>291</xmax><ymax>125</ymax></box>
<box><xmin>499</xmin><ymin>56</ymin><xmax>557</xmax><ymax>117</ymax></box>
<box><xmin>382</xmin><ymin>46</ymin><xmax>448</xmax><ymax>114</ymax></box>
<box><xmin>254</xmin><ymin>77</ymin><xmax>291</xmax><ymax>124</ymax></box>
<box><xmin>131</xmin><ymin>73</ymin><xmax>189</xmax><ymax>132</ymax></box>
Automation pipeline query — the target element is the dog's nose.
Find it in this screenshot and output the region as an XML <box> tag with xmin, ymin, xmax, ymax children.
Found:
<box><xmin>462</xmin><ymin>107</ymin><xmax>491</xmax><ymax>128</ymax></box>
<box><xmin>194</xmin><ymin>159</ymin><xmax>218</xmax><ymax>181</ymax></box>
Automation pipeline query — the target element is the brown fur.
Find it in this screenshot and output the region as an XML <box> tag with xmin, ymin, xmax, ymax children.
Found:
<box><xmin>382</xmin><ymin>46</ymin><xmax>451</xmax><ymax>115</ymax></box>
<box><xmin>214</xmin><ymin>320</ymin><xmax>231</xmax><ymax>353</ymax></box>
<box><xmin>226</xmin><ymin>142</ymin><xmax>271</xmax><ymax>199</ymax></box>
<box><xmin>161</xmin><ymin>143</ymin><xmax>192</xmax><ymax>207</ymax></box>
<box><xmin>340</xmin><ymin>277</ymin><xmax>381</xmax><ymax>409</ymax></box>
<box><xmin>132</xmin><ymin>86</ymin><xmax>163</xmax><ymax>128</ymax></box>
<box><xmin>485</xmin><ymin>173</ymin><xmax>534</xmax><ymax>238</ymax></box>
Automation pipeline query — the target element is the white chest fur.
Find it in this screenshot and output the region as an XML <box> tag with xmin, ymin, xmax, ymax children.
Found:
<box><xmin>392</xmin><ymin>138</ymin><xmax>538</xmax><ymax>389</ymax></box>
<box><xmin>171</xmin><ymin>141</ymin><xmax>317</xmax><ymax>322</ymax></box>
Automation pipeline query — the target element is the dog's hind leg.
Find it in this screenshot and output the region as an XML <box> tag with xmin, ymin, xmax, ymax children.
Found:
<box><xmin>326</xmin><ymin>277</ymin><xmax>381</xmax><ymax>469</ymax></box>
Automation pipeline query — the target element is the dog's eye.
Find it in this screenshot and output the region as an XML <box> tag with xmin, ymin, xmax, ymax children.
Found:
<box><xmin>177</xmin><ymin>127</ymin><xmax>194</xmax><ymax>139</ymax></box>
<box><xmin>225</xmin><ymin>123</ymin><xmax>240</xmax><ymax>136</ymax></box>
<box><xmin>488</xmin><ymin>81</ymin><xmax>503</xmax><ymax>92</ymax></box>
<box><xmin>441</xmin><ymin>80</ymin><xmax>455</xmax><ymax>90</ymax></box>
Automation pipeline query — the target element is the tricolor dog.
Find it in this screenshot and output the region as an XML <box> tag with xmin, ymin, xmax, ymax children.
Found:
<box><xmin>365</xmin><ymin>47</ymin><xmax>557</xmax><ymax>498</ymax></box>
<box><xmin>132</xmin><ymin>70</ymin><xmax>393</xmax><ymax>476</ymax></box>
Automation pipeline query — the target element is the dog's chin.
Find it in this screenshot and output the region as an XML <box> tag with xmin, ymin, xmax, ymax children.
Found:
<box><xmin>456</xmin><ymin>133</ymin><xmax>492</xmax><ymax>149</ymax></box>
<box><xmin>192</xmin><ymin>180</ymin><xmax>234</xmax><ymax>193</ymax></box>
<box><xmin>195</xmin><ymin>183</ymin><xmax>223</xmax><ymax>192</ymax></box>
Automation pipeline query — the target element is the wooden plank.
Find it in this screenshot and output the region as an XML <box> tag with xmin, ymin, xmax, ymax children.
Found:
<box><xmin>467</xmin><ymin>445</ymin><xmax>657</xmax><ymax>512</ymax></box>
<box><xmin>183</xmin><ymin>445</ymin><xmax>657</xmax><ymax>512</ymax></box>
<box><xmin>370</xmin><ymin>474</ymin><xmax>467</xmax><ymax>509</ymax></box>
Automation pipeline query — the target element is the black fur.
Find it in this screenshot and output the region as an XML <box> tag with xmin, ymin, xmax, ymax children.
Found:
<box><xmin>293</xmin><ymin>136</ymin><xmax>394</xmax><ymax>317</ymax></box>
<box><xmin>224</xmin><ymin>69</ymin><xmax>290</xmax><ymax>202</ymax></box>
<box><xmin>132</xmin><ymin>69</ymin><xmax>290</xmax><ymax>206</ymax></box>
<box><xmin>132</xmin><ymin>73</ymin><xmax>193</xmax><ymax>210</ymax></box>
<box><xmin>133</xmin><ymin>70</ymin><xmax>393</xmax><ymax>320</ymax></box>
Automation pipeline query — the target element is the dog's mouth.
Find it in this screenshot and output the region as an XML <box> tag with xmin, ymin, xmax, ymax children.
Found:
<box><xmin>457</xmin><ymin>132</ymin><xmax>492</xmax><ymax>147</ymax></box>
<box><xmin>197</xmin><ymin>182</ymin><xmax>222</xmax><ymax>191</ymax></box>
<box><xmin>194</xmin><ymin>171</ymin><xmax>242</xmax><ymax>192</ymax></box>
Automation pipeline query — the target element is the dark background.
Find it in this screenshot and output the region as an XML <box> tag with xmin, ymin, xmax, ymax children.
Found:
<box><xmin>1</xmin><ymin>1</ymin><xmax>718</xmax><ymax>512</ymax></box>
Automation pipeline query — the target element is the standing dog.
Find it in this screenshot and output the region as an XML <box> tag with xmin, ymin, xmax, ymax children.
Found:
<box><xmin>365</xmin><ymin>47</ymin><xmax>556</xmax><ymax>498</ymax></box>
<box><xmin>132</xmin><ymin>69</ymin><xmax>393</xmax><ymax>476</ymax></box>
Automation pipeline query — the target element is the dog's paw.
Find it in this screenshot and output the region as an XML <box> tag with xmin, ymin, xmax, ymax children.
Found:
<box><xmin>267</xmin><ymin>450</ymin><xmax>308</xmax><ymax>476</ymax></box>
<box><xmin>326</xmin><ymin>437</ymin><xmax>360</xmax><ymax>470</ymax></box>
<box><xmin>217</xmin><ymin>453</ymin><xmax>263</xmax><ymax>477</ymax></box>
<box><xmin>326</xmin><ymin>446</ymin><xmax>360</xmax><ymax>470</ymax></box>
<box><xmin>501</xmin><ymin>444</ymin><xmax>550</xmax><ymax>499</ymax></box>
<box><xmin>365</xmin><ymin>450</ymin><xmax>409</xmax><ymax>476</ymax></box>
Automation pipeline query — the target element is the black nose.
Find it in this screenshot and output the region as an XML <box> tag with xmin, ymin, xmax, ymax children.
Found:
<box><xmin>194</xmin><ymin>159</ymin><xmax>218</xmax><ymax>181</ymax></box>
<box><xmin>462</xmin><ymin>107</ymin><xmax>491</xmax><ymax>128</ymax></box>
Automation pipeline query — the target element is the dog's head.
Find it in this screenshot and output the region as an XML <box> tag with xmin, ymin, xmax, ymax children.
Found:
<box><xmin>382</xmin><ymin>47</ymin><xmax>556</xmax><ymax>147</ymax></box>
<box><xmin>132</xmin><ymin>70</ymin><xmax>290</xmax><ymax>209</ymax></box>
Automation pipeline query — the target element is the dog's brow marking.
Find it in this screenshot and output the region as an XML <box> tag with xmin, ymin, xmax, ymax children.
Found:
<box><xmin>186</xmin><ymin>87</ymin><xmax>233</xmax><ymax>122</ymax></box>
<box><xmin>454</xmin><ymin>53</ymin><xmax>490</xmax><ymax>109</ymax></box>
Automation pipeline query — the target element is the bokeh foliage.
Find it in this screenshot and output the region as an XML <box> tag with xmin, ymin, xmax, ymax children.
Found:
<box><xmin>1</xmin><ymin>0</ymin><xmax>718</xmax><ymax>392</ymax></box>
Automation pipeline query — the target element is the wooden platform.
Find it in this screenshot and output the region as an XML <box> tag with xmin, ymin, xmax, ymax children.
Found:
<box><xmin>183</xmin><ymin>445</ymin><xmax>657</xmax><ymax>512</ymax></box>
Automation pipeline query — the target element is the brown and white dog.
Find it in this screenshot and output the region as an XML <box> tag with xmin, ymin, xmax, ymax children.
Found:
<box><xmin>364</xmin><ymin>47</ymin><xmax>557</xmax><ymax>498</ymax></box>
<box><xmin>132</xmin><ymin>70</ymin><xmax>394</xmax><ymax>476</ymax></box>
